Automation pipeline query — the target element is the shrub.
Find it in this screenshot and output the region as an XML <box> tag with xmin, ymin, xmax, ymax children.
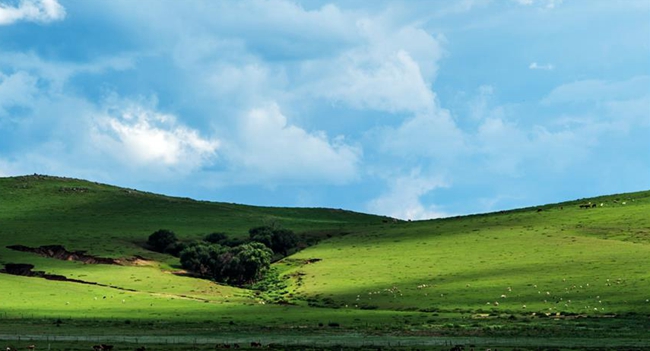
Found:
<box><xmin>179</xmin><ymin>242</ymin><xmax>272</xmax><ymax>285</ymax></box>
<box><xmin>204</xmin><ymin>232</ymin><xmax>228</xmax><ymax>244</ymax></box>
<box><xmin>147</xmin><ymin>229</ymin><xmax>178</xmax><ymax>253</ymax></box>
<box><xmin>249</xmin><ymin>226</ymin><xmax>299</xmax><ymax>256</ymax></box>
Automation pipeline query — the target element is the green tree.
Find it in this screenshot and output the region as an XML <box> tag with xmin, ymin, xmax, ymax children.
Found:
<box><xmin>249</xmin><ymin>226</ymin><xmax>298</xmax><ymax>256</ymax></box>
<box><xmin>179</xmin><ymin>242</ymin><xmax>272</xmax><ymax>285</ymax></box>
<box><xmin>204</xmin><ymin>232</ymin><xmax>228</xmax><ymax>244</ymax></box>
<box><xmin>147</xmin><ymin>229</ymin><xmax>178</xmax><ymax>253</ymax></box>
<box><xmin>229</xmin><ymin>242</ymin><xmax>273</xmax><ymax>284</ymax></box>
<box><xmin>270</xmin><ymin>228</ymin><xmax>298</xmax><ymax>256</ymax></box>
<box><xmin>249</xmin><ymin>226</ymin><xmax>274</xmax><ymax>248</ymax></box>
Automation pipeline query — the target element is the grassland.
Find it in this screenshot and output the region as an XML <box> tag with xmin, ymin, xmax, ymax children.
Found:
<box><xmin>1</xmin><ymin>175</ymin><xmax>649</xmax><ymax>350</ymax></box>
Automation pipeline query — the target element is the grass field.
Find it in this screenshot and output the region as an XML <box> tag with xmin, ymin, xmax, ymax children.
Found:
<box><xmin>1</xmin><ymin>175</ymin><xmax>649</xmax><ymax>349</ymax></box>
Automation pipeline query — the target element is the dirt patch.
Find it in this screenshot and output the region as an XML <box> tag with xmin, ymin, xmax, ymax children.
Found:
<box><xmin>119</xmin><ymin>255</ymin><xmax>156</xmax><ymax>266</ymax></box>
<box><xmin>6</xmin><ymin>245</ymin><xmax>121</xmax><ymax>265</ymax></box>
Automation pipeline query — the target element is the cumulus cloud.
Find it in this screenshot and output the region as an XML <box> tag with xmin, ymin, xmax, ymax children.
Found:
<box><xmin>301</xmin><ymin>19</ymin><xmax>444</xmax><ymax>114</ymax></box>
<box><xmin>0</xmin><ymin>0</ymin><xmax>65</xmax><ymax>25</ymax></box>
<box><xmin>529</xmin><ymin>62</ymin><xmax>554</xmax><ymax>70</ymax></box>
<box><xmin>92</xmin><ymin>103</ymin><xmax>220</xmax><ymax>173</ymax></box>
<box><xmin>225</xmin><ymin>103</ymin><xmax>360</xmax><ymax>185</ymax></box>
<box><xmin>316</xmin><ymin>50</ymin><xmax>436</xmax><ymax>114</ymax></box>
<box><xmin>378</xmin><ymin>109</ymin><xmax>466</xmax><ymax>161</ymax></box>
<box><xmin>367</xmin><ymin>170</ymin><xmax>449</xmax><ymax>220</ymax></box>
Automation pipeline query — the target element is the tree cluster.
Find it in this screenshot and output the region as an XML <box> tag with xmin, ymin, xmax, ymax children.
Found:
<box><xmin>145</xmin><ymin>226</ymin><xmax>300</xmax><ymax>286</ymax></box>
<box><xmin>248</xmin><ymin>226</ymin><xmax>298</xmax><ymax>256</ymax></box>
<box><xmin>179</xmin><ymin>241</ymin><xmax>272</xmax><ymax>285</ymax></box>
<box><xmin>147</xmin><ymin>229</ymin><xmax>186</xmax><ymax>256</ymax></box>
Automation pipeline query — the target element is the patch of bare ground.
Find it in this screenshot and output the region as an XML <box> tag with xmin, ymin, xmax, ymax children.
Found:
<box><xmin>6</xmin><ymin>245</ymin><xmax>121</xmax><ymax>265</ymax></box>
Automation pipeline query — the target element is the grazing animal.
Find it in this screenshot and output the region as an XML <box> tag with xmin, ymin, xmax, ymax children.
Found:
<box><xmin>136</xmin><ymin>347</ymin><xmax>146</xmax><ymax>351</ymax></box>
<box><xmin>536</xmin><ymin>208</ymin><xmax>543</xmax><ymax>213</ymax></box>
<box><xmin>233</xmin><ymin>344</ymin><xmax>240</xmax><ymax>349</ymax></box>
<box><xmin>250</xmin><ymin>342</ymin><xmax>262</xmax><ymax>348</ymax></box>
<box><xmin>26</xmin><ymin>346</ymin><xmax>35</xmax><ymax>351</ymax></box>
<box><xmin>92</xmin><ymin>346</ymin><xmax>102</xmax><ymax>351</ymax></box>
<box><xmin>101</xmin><ymin>345</ymin><xmax>113</xmax><ymax>351</ymax></box>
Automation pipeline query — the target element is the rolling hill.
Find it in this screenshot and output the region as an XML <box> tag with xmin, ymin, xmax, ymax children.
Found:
<box><xmin>1</xmin><ymin>174</ymin><xmax>649</xmax><ymax>349</ymax></box>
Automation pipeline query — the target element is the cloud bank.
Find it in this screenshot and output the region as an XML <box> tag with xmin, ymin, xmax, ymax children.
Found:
<box><xmin>0</xmin><ymin>0</ymin><xmax>65</xmax><ymax>25</ymax></box>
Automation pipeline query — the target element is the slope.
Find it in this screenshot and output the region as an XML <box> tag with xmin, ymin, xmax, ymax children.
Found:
<box><xmin>1</xmin><ymin>174</ymin><xmax>649</xmax><ymax>340</ymax></box>
<box><xmin>284</xmin><ymin>191</ymin><xmax>650</xmax><ymax>316</ymax></box>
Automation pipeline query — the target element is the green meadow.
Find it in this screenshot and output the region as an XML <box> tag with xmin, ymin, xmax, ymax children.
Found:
<box><xmin>1</xmin><ymin>175</ymin><xmax>649</xmax><ymax>350</ymax></box>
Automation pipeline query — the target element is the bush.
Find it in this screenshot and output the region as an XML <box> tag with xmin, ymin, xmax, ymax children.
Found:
<box><xmin>179</xmin><ymin>242</ymin><xmax>273</xmax><ymax>285</ymax></box>
<box><xmin>220</xmin><ymin>237</ymin><xmax>247</xmax><ymax>247</ymax></box>
<box><xmin>164</xmin><ymin>241</ymin><xmax>187</xmax><ymax>256</ymax></box>
<box><xmin>204</xmin><ymin>232</ymin><xmax>228</xmax><ymax>244</ymax></box>
<box><xmin>147</xmin><ymin>229</ymin><xmax>178</xmax><ymax>253</ymax></box>
<box><xmin>249</xmin><ymin>226</ymin><xmax>299</xmax><ymax>256</ymax></box>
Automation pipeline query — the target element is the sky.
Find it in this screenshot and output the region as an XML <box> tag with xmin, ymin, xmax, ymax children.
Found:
<box><xmin>0</xmin><ymin>0</ymin><xmax>648</xmax><ymax>219</ymax></box>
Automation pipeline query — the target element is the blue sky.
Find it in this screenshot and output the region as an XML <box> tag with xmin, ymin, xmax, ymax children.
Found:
<box><xmin>0</xmin><ymin>0</ymin><xmax>648</xmax><ymax>219</ymax></box>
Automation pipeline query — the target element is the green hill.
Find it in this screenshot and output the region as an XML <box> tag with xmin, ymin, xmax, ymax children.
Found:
<box><xmin>1</xmin><ymin>175</ymin><xmax>649</xmax><ymax>349</ymax></box>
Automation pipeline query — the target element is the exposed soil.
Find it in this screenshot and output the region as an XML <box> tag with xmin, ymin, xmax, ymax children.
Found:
<box><xmin>126</xmin><ymin>255</ymin><xmax>156</xmax><ymax>266</ymax></box>
<box><xmin>6</xmin><ymin>244</ymin><xmax>121</xmax><ymax>265</ymax></box>
<box><xmin>303</xmin><ymin>258</ymin><xmax>322</xmax><ymax>264</ymax></box>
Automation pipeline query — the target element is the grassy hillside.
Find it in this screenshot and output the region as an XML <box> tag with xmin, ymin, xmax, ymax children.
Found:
<box><xmin>285</xmin><ymin>196</ymin><xmax>650</xmax><ymax>315</ymax></box>
<box><xmin>1</xmin><ymin>174</ymin><xmax>649</xmax><ymax>348</ymax></box>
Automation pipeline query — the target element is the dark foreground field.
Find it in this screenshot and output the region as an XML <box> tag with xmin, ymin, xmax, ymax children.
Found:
<box><xmin>1</xmin><ymin>175</ymin><xmax>649</xmax><ymax>350</ymax></box>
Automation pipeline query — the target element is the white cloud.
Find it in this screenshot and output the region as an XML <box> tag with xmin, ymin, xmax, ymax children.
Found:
<box><xmin>100</xmin><ymin>1</ymin><xmax>360</xmax><ymax>60</ymax></box>
<box><xmin>300</xmin><ymin>18</ymin><xmax>444</xmax><ymax>114</ymax></box>
<box><xmin>513</xmin><ymin>0</ymin><xmax>562</xmax><ymax>9</ymax></box>
<box><xmin>225</xmin><ymin>103</ymin><xmax>360</xmax><ymax>185</ymax></box>
<box><xmin>379</xmin><ymin>109</ymin><xmax>467</xmax><ymax>161</ymax></box>
<box><xmin>92</xmin><ymin>103</ymin><xmax>220</xmax><ymax>173</ymax></box>
<box><xmin>367</xmin><ymin>170</ymin><xmax>449</xmax><ymax>220</ymax></box>
<box><xmin>475</xmin><ymin>115</ymin><xmax>598</xmax><ymax>176</ymax></box>
<box><xmin>0</xmin><ymin>51</ymin><xmax>135</xmax><ymax>91</ymax></box>
<box><xmin>605</xmin><ymin>95</ymin><xmax>650</xmax><ymax>128</ymax></box>
<box><xmin>542</xmin><ymin>76</ymin><xmax>650</xmax><ymax>105</ymax></box>
<box><xmin>317</xmin><ymin>50</ymin><xmax>436</xmax><ymax>114</ymax></box>
<box><xmin>468</xmin><ymin>85</ymin><xmax>506</xmax><ymax>122</ymax></box>
<box><xmin>476</xmin><ymin>117</ymin><xmax>528</xmax><ymax>176</ymax></box>
<box><xmin>0</xmin><ymin>0</ymin><xmax>65</xmax><ymax>25</ymax></box>
<box><xmin>0</xmin><ymin>71</ymin><xmax>38</xmax><ymax>114</ymax></box>
<box><xmin>529</xmin><ymin>62</ymin><xmax>554</xmax><ymax>70</ymax></box>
